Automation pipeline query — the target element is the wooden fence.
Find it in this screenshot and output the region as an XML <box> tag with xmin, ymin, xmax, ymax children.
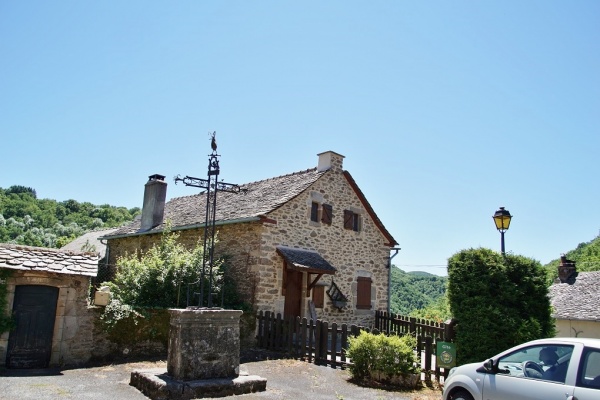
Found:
<box><xmin>255</xmin><ymin>310</ymin><xmax>456</xmax><ymax>381</ymax></box>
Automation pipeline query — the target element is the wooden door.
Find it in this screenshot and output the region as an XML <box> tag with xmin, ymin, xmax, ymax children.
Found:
<box><xmin>284</xmin><ymin>269</ymin><xmax>302</xmax><ymax>319</ymax></box>
<box><xmin>6</xmin><ymin>285</ymin><xmax>59</xmax><ymax>368</ymax></box>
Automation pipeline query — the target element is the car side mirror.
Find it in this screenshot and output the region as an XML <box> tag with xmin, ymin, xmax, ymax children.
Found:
<box><xmin>483</xmin><ymin>359</ymin><xmax>495</xmax><ymax>372</ymax></box>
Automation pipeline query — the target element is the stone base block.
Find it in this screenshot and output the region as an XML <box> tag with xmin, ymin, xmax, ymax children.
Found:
<box><xmin>130</xmin><ymin>368</ymin><xmax>267</xmax><ymax>400</ymax></box>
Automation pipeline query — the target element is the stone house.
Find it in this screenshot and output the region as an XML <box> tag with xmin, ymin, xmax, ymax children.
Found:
<box><xmin>102</xmin><ymin>151</ymin><xmax>398</xmax><ymax>326</ymax></box>
<box><xmin>0</xmin><ymin>243</ymin><xmax>99</xmax><ymax>368</ymax></box>
<box><xmin>549</xmin><ymin>255</ymin><xmax>600</xmax><ymax>339</ymax></box>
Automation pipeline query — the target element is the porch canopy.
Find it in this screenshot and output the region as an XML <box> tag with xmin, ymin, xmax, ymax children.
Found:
<box><xmin>276</xmin><ymin>246</ymin><xmax>336</xmax><ymax>294</ymax></box>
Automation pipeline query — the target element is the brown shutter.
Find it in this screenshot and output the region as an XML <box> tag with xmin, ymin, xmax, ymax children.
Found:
<box><xmin>344</xmin><ymin>210</ymin><xmax>353</xmax><ymax>230</ymax></box>
<box><xmin>312</xmin><ymin>286</ymin><xmax>324</xmax><ymax>308</ymax></box>
<box><xmin>356</xmin><ymin>277</ymin><xmax>372</xmax><ymax>309</ymax></box>
<box><xmin>322</xmin><ymin>204</ymin><xmax>332</xmax><ymax>225</ymax></box>
<box><xmin>310</xmin><ymin>202</ymin><xmax>319</xmax><ymax>222</ymax></box>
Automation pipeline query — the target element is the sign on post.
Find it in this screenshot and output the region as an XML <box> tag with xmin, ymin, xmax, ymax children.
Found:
<box><xmin>437</xmin><ymin>341</ymin><xmax>456</xmax><ymax>369</ymax></box>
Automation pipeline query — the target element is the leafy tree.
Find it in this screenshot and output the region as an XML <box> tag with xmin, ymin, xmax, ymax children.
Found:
<box><xmin>0</xmin><ymin>185</ymin><xmax>139</xmax><ymax>248</ymax></box>
<box><xmin>389</xmin><ymin>267</ymin><xmax>447</xmax><ymax>315</ymax></box>
<box><xmin>448</xmin><ymin>248</ymin><xmax>554</xmax><ymax>365</ymax></box>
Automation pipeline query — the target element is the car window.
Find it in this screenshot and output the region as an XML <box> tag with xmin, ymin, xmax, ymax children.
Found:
<box><xmin>578</xmin><ymin>348</ymin><xmax>600</xmax><ymax>389</ymax></box>
<box><xmin>497</xmin><ymin>344</ymin><xmax>574</xmax><ymax>383</ymax></box>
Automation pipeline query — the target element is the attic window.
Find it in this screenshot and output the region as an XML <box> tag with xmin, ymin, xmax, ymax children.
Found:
<box><xmin>310</xmin><ymin>202</ymin><xmax>333</xmax><ymax>225</ymax></box>
<box><xmin>344</xmin><ymin>210</ymin><xmax>360</xmax><ymax>232</ymax></box>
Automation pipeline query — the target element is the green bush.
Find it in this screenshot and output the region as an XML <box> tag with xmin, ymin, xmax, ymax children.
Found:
<box><xmin>346</xmin><ymin>331</ymin><xmax>419</xmax><ymax>381</ymax></box>
<box><xmin>448</xmin><ymin>248</ymin><xmax>555</xmax><ymax>365</ymax></box>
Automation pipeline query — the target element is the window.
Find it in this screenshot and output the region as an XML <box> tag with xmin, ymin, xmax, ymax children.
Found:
<box><xmin>344</xmin><ymin>210</ymin><xmax>360</xmax><ymax>231</ymax></box>
<box><xmin>356</xmin><ymin>276</ymin><xmax>372</xmax><ymax>309</ymax></box>
<box><xmin>496</xmin><ymin>344</ymin><xmax>573</xmax><ymax>383</ymax></box>
<box><xmin>321</xmin><ymin>204</ymin><xmax>332</xmax><ymax>225</ymax></box>
<box><xmin>310</xmin><ymin>202</ymin><xmax>319</xmax><ymax>222</ymax></box>
<box><xmin>312</xmin><ymin>285</ymin><xmax>324</xmax><ymax>308</ymax></box>
<box><xmin>578</xmin><ymin>348</ymin><xmax>600</xmax><ymax>389</ymax></box>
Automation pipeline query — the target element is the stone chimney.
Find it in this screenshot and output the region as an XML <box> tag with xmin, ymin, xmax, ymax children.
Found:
<box><xmin>557</xmin><ymin>254</ymin><xmax>577</xmax><ymax>283</ymax></box>
<box><xmin>140</xmin><ymin>174</ymin><xmax>167</xmax><ymax>232</ymax></box>
<box><xmin>317</xmin><ymin>151</ymin><xmax>345</xmax><ymax>173</ymax></box>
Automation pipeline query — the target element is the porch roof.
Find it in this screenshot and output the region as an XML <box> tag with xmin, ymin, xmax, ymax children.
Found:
<box><xmin>276</xmin><ymin>246</ymin><xmax>336</xmax><ymax>275</ymax></box>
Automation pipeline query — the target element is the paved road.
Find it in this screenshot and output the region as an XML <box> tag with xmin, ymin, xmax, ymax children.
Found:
<box><xmin>0</xmin><ymin>358</ymin><xmax>433</xmax><ymax>400</ymax></box>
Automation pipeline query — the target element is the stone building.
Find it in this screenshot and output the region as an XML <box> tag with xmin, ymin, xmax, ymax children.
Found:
<box><xmin>102</xmin><ymin>151</ymin><xmax>398</xmax><ymax>326</ymax></box>
<box><xmin>0</xmin><ymin>244</ymin><xmax>99</xmax><ymax>368</ymax></box>
<box><xmin>549</xmin><ymin>255</ymin><xmax>600</xmax><ymax>339</ymax></box>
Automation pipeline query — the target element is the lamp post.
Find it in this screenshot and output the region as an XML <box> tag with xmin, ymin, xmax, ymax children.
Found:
<box><xmin>493</xmin><ymin>207</ymin><xmax>512</xmax><ymax>255</ymax></box>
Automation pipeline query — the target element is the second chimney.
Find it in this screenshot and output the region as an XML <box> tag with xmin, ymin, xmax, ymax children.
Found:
<box><xmin>140</xmin><ymin>174</ymin><xmax>167</xmax><ymax>232</ymax></box>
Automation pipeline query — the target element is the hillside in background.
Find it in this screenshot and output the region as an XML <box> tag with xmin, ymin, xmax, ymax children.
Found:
<box><xmin>0</xmin><ymin>185</ymin><xmax>139</xmax><ymax>248</ymax></box>
<box><xmin>389</xmin><ymin>266</ymin><xmax>447</xmax><ymax>315</ymax></box>
<box><xmin>543</xmin><ymin>234</ymin><xmax>600</xmax><ymax>283</ymax></box>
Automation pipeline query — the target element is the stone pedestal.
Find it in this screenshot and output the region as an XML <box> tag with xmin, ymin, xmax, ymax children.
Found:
<box><xmin>168</xmin><ymin>308</ymin><xmax>242</xmax><ymax>381</ymax></box>
<box><xmin>130</xmin><ymin>307</ymin><xmax>266</xmax><ymax>399</ymax></box>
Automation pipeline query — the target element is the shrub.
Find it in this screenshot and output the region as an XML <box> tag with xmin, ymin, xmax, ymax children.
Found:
<box><xmin>346</xmin><ymin>331</ymin><xmax>419</xmax><ymax>382</ymax></box>
<box><xmin>447</xmin><ymin>248</ymin><xmax>555</xmax><ymax>365</ymax></box>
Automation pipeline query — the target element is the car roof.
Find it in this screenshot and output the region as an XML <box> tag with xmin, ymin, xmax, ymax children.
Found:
<box><xmin>524</xmin><ymin>337</ymin><xmax>600</xmax><ymax>348</ymax></box>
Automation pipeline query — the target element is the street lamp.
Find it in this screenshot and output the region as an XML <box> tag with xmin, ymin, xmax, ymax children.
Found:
<box><xmin>493</xmin><ymin>207</ymin><xmax>512</xmax><ymax>255</ymax></box>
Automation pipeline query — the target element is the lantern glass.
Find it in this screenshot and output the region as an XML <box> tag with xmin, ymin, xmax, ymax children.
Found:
<box><xmin>493</xmin><ymin>207</ymin><xmax>512</xmax><ymax>231</ymax></box>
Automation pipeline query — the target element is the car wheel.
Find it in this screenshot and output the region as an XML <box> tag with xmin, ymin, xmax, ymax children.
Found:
<box><xmin>451</xmin><ymin>389</ymin><xmax>474</xmax><ymax>400</ymax></box>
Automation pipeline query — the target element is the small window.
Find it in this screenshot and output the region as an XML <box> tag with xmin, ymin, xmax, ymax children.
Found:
<box><xmin>356</xmin><ymin>276</ymin><xmax>372</xmax><ymax>309</ymax></box>
<box><xmin>310</xmin><ymin>202</ymin><xmax>319</xmax><ymax>222</ymax></box>
<box><xmin>344</xmin><ymin>210</ymin><xmax>360</xmax><ymax>231</ymax></box>
<box><xmin>322</xmin><ymin>204</ymin><xmax>332</xmax><ymax>225</ymax></box>
<box><xmin>312</xmin><ymin>286</ymin><xmax>324</xmax><ymax>308</ymax></box>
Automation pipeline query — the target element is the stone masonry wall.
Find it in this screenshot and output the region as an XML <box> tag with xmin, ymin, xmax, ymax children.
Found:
<box><xmin>255</xmin><ymin>161</ymin><xmax>390</xmax><ymax>326</ymax></box>
<box><xmin>0</xmin><ymin>271</ymin><xmax>95</xmax><ymax>367</ymax></box>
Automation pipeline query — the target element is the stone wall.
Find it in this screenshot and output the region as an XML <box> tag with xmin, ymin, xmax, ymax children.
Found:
<box><xmin>0</xmin><ymin>271</ymin><xmax>95</xmax><ymax>367</ymax></box>
<box><xmin>254</xmin><ymin>164</ymin><xmax>390</xmax><ymax>326</ymax></box>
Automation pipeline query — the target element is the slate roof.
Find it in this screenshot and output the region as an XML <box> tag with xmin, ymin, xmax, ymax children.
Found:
<box><xmin>60</xmin><ymin>227</ymin><xmax>118</xmax><ymax>258</ymax></box>
<box><xmin>549</xmin><ymin>271</ymin><xmax>600</xmax><ymax>321</ymax></box>
<box><xmin>0</xmin><ymin>243</ymin><xmax>99</xmax><ymax>277</ymax></box>
<box><xmin>105</xmin><ymin>168</ymin><xmax>326</xmax><ymax>238</ymax></box>
<box><xmin>276</xmin><ymin>246</ymin><xmax>337</xmax><ymax>274</ymax></box>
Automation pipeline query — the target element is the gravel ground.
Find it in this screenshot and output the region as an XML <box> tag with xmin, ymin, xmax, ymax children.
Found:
<box><xmin>0</xmin><ymin>354</ymin><xmax>442</xmax><ymax>400</ymax></box>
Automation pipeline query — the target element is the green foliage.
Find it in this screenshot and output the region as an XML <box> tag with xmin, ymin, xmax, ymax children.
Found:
<box><xmin>447</xmin><ymin>248</ymin><xmax>555</xmax><ymax>365</ymax></box>
<box><xmin>101</xmin><ymin>228</ymin><xmax>250</xmax><ymax>330</ymax></box>
<box><xmin>543</xmin><ymin>235</ymin><xmax>600</xmax><ymax>284</ymax></box>
<box><xmin>410</xmin><ymin>293</ymin><xmax>451</xmax><ymax>323</ymax></box>
<box><xmin>347</xmin><ymin>331</ymin><xmax>419</xmax><ymax>381</ymax></box>
<box><xmin>0</xmin><ymin>185</ymin><xmax>139</xmax><ymax>248</ymax></box>
<box><xmin>0</xmin><ymin>269</ymin><xmax>14</xmax><ymax>334</ymax></box>
<box><xmin>389</xmin><ymin>266</ymin><xmax>447</xmax><ymax>315</ymax></box>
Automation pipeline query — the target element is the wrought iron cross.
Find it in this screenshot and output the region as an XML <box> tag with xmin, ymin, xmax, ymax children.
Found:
<box><xmin>175</xmin><ymin>132</ymin><xmax>244</xmax><ymax>307</ymax></box>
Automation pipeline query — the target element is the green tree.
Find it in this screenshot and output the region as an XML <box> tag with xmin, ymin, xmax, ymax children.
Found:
<box><xmin>448</xmin><ymin>248</ymin><xmax>554</xmax><ymax>365</ymax></box>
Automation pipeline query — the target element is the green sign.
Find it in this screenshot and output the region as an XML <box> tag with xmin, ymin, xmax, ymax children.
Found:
<box><xmin>437</xmin><ymin>341</ymin><xmax>456</xmax><ymax>369</ymax></box>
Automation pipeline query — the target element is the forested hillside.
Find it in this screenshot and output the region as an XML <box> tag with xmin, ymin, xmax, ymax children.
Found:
<box><xmin>0</xmin><ymin>185</ymin><xmax>139</xmax><ymax>248</ymax></box>
<box><xmin>544</xmin><ymin>235</ymin><xmax>600</xmax><ymax>283</ymax></box>
<box><xmin>389</xmin><ymin>266</ymin><xmax>447</xmax><ymax>315</ymax></box>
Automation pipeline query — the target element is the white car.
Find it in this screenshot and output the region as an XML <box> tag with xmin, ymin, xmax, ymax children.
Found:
<box><xmin>442</xmin><ymin>337</ymin><xmax>600</xmax><ymax>400</ymax></box>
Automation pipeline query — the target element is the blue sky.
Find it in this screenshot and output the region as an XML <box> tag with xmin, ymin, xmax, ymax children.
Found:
<box><xmin>1</xmin><ymin>2</ymin><xmax>599</xmax><ymax>275</ymax></box>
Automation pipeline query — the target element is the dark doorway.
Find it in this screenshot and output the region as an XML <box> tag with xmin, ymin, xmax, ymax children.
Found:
<box><xmin>284</xmin><ymin>269</ymin><xmax>302</xmax><ymax>319</ymax></box>
<box><xmin>6</xmin><ymin>285</ymin><xmax>59</xmax><ymax>368</ymax></box>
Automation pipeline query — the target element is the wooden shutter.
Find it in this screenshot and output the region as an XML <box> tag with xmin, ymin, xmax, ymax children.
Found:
<box><xmin>356</xmin><ymin>277</ymin><xmax>372</xmax><ymax>309</ymax></box>
<box><xmin>321</xmin><ymin>204</ymin><xmax>332</xmax><ymax>225</ymax></box>
<box><xmin>312</xmin><ymin>286</ymin><xmax>324</xmax><ymax>308</ymax></box>
<box><xmin>344</xmin><ymin>210</ymin><xmax>353</xmax><ymax>230</ymax></box>
<box><xmin>310</xmin><ymin>202</ymin><xmax>319</xmax><ymax>222</ymax></box>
